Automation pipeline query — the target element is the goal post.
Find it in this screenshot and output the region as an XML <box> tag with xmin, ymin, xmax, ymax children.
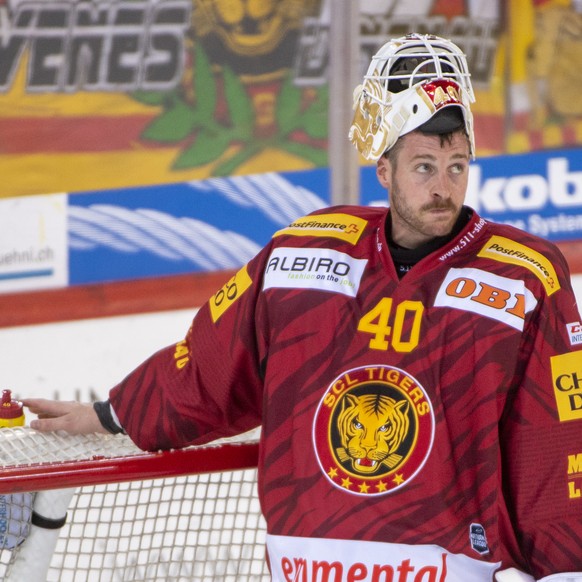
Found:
<box><xmin>0</xmin><ymin>427</ymin><xmax>268</xmax><ymax>581</ymax></box>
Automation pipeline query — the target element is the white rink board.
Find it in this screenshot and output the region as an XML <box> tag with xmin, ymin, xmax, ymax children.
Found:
<box><xmin>0</xmin><ymin>275</ymin><xmax>581</xmax><ymax>404</ymax></box>
<box><xmin>0</xmin><ymin>308</ymin><xmax>197</xmax><ymax>402</ymax></box>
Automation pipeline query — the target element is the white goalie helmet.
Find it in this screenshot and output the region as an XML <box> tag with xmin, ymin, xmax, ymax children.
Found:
<box><xmin>349</xmin><ymin>33</ymin><xmax>476</xmax><ymax>161</ymax></box>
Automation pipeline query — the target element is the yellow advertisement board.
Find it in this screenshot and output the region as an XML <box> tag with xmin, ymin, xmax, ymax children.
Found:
<box><xmin>1</xmin><ymin>0</ymin><xmax>581</xmax><ymax>200</ymax></box>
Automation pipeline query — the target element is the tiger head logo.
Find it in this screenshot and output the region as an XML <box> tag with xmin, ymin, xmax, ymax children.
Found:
<box><xmin>313</xmin><ymin>365</ymin><xmax>435</xmax><ymax>496</ymax></box>
<box><xmin>336</xmin><ymin>393</ymin><xmax>410</xmax><ymax>475</ymax></box>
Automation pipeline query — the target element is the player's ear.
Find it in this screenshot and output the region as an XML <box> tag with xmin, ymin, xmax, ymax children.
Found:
<box><xmin>376</xmin><ymin>154</ymin><xmax>391</xmax><ymax>189</ymax></box>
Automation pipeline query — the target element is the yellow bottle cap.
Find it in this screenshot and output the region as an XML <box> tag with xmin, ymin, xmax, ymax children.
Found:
<box><xmin>0</xmin><ymin>390</ymin><xmax>25</xmax><ymax>427</ymax></box>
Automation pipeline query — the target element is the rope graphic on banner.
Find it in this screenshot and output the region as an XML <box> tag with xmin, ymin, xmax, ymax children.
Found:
<box><xmin>69</xmin><ymin>206</ymin><xmax>260</xmax><ymax>270</ymax></box>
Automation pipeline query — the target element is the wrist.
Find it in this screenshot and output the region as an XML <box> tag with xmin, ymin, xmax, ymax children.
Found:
<box><xmin>93</xmin><ymin>401</ymin><xmax>125</xmax><ymax>435</ymax></box>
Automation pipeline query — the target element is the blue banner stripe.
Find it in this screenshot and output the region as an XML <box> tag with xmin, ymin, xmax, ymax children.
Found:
<box><xmin>0</xmin><ymin>270</ymin><xmax>54</xmax><ymax>281</ymax></box>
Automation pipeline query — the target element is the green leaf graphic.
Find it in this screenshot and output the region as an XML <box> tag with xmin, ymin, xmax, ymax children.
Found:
<box><xmin>276</xmin><ymin>74</ymin><xmax>303</xmax><ymax>135</ymax></box>
<box><xmin>192</xmin><ymin>43</ymin><xmax>217</xmax><ymax>117</ymax></box>
<box><xmin>222</xmin><ymin>66</ymin><xmax>254</xmax><ymax>142</ymax></box>
<box><xmin>142</xmin><ymin>99</ymin><xmax>199</xmax><ymax>142</ymax></box>
<box><xmin>172</xmin><ymin>128</ymin><xmax>231</xmax><ymax>169</ymax></box>
<box><xmin>134</xmin><ymin>43</ymin><xmax>330</xmax><ymax>174</ymax></box>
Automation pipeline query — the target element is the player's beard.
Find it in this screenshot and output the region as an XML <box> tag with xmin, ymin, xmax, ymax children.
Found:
<box><xmin>389</xmin><ymin>179</ymin><xmax>461</xmax><ymax>245</ymax></box>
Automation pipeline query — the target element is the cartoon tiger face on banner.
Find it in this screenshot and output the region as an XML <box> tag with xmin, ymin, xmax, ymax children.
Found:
<box><xmin>195</xmin><ymin>0</ymin><xmax>319</xmax><ymax>73</ymax></box>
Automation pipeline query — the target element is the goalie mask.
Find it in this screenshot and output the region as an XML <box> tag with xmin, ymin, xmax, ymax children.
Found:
<box><xmin>349</xmin><ymin>33</ymin><xmax>475</xmax><ymax>161</ymax></box>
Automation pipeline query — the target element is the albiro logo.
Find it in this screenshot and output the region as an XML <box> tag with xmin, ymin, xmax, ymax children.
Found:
<box><xmin>264</xmin><ymin>248</ymin><xmax>367</xmax><ymax>297</ymax></box>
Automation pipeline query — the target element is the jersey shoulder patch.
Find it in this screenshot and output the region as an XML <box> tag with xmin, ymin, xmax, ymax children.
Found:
<box><xmin>477</xmin><ymin>235</ymin><xmax>560</xmax><ymax>296</ymax></box>
<box><xmin>274</xmin><ymin>212</ymin><xmax>368</xmax><ymax>245</ymax></box>
<box><xmin>209</xmin><ymin>265</ymin><xmax>253</xmax><ymax>323</ymax></box>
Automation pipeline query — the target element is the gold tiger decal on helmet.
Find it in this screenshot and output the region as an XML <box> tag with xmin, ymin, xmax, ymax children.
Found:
<box><xmin>335</xmin><ymin>393</ymin><xmax>410</xmax><ymax>475</ymax></box>
<box><xmin>349</xmin><ymin>77</ymin><xmax>392</xmax><ymax>161</ymax></box>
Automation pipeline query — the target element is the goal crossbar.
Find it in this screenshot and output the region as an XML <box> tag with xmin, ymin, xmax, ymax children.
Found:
<box><xmin>0</xmin><ymin>436</ymin><xmax>259</xmax><ymax>493</ymax></box>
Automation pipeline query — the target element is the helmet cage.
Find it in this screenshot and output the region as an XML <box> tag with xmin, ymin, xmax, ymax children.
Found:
<box><xmin>349</xmin><ymin>34</ymin><xmax>476</xmax><ymax>161</ymax></box>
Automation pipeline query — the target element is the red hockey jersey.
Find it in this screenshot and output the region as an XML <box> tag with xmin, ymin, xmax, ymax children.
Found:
<box><xmin>109</xmin><ymin>206</ymin><xmax>582</xmax><ymax>581</ymax></box>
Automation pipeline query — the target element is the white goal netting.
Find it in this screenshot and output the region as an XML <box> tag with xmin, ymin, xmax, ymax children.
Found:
<box><xmin>0</xmin><ymin>428</ymin><xmax>268</xmax><ymax>582</ymax></box>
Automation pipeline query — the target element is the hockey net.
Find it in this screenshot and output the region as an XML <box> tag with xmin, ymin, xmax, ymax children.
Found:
<box><xmin>0</xmin><ymin>427</ymin><xmax>268</xmax><ymax>581</ymax></box>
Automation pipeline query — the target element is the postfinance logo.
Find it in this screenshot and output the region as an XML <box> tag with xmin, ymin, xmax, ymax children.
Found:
<box><xmin>477</xmin><ymin>235</ymin><xmax>560</xmax><ymax>296</ymax></box>
<box><xmin>274</xmin><ymin>214</ymin><xmax>367</xmax><ymax>245</ymax></box>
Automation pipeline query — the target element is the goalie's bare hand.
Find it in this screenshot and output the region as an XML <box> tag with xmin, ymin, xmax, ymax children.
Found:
<box><xmin>23</xmin><ymin>399</ymin><xmax>108</xmax><ymax>435</ymax></box>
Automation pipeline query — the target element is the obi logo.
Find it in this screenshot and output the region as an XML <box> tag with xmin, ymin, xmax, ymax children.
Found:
<box><xmin>434</xmin><ymin>267</ymin><xmax>537</xmax><ymax>331</ymax></box>
<box><xmin>551</xmin><ymin>352</ymin><xmax>582</xmax><ymax>422</ymax></box>
<box><xmin>312</xmin><ymin>365</ymin><xmax>434</xmax><ymax>496</ymax></box>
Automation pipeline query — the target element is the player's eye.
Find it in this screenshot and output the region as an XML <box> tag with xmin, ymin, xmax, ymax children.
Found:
<box><xmin>450</xmin><ymin>163</ymin><xmax>466</xmax><ymax>174</ymax></box>
<box><xmin>416</xmin><ymin>163</ymin><xmax>432</xmax><ymax>173</ymax></box>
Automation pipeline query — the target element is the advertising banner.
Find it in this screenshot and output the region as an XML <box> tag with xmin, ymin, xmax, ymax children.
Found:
<box><xmin>0</xmin><ymin>194</ymin><xmax>68</xmax><ymax>292</ymax></box>
<box><xmin>1</xmin><ymin>0</ymin><xmax>509</xmax><ymax>200</ymax></box>
<box><xmin>66</xmin><ymin>171</ymin><xmax>329</xmax><ymax>286</ymax></box>
<box><xmin>1</xmin><ymin>0</ymin><xmax>581</xmax><ymax>297</ymax></box>
<box><xmin>0</xmin><ymin>0</ymin><xmax>325</xmax><ymax>198</ymax></box>
<box><xmin>2</xmin><ymin>147</ymin><xmax>581</xmax><ymax>294</ymax></box>
<box><xmin>466</xmin><ymin>149</ymin><xmax>582</xmax><ymax>242</ymax></box>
